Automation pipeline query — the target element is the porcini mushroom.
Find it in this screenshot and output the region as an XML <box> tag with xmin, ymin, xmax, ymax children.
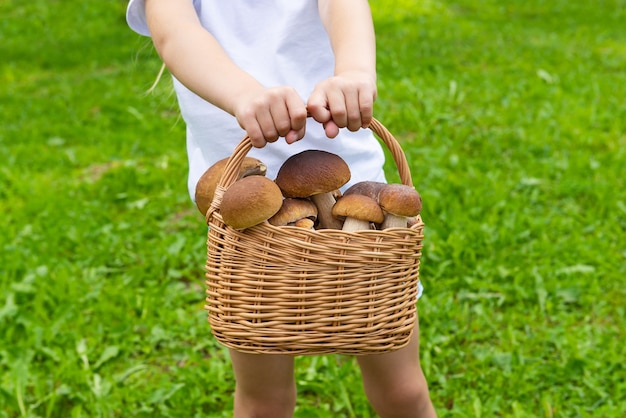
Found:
<box><xmin>407</xmin><ymin>215</ymin><xmax>420</xmax><ymax>228</ymax></box>
<box><xmin>377</xmin><ymin>184</ymin><xmax>422</xmax><ymax>229</ymax></box>
<box><xmin>268</xmin><ymin>198</ymin><xmax>318</xmax><ymax>228</ymax></box>
<box><xmin>195</xmin><ymin>157</ymin><xmax>267</xmax><ymax>217</ymax></box>
<box><xmin>343</xmin><ymin>180</ymin><xmax>386</xmax><ymax>201</ymax></box>
<box><xmin>275</xmin><ymin>150</ymin><xmax>350</xmax><ymax>230</ymax></box>
<box><xmin>220</xmin><ymin>176</ymin><xmax>283</xmax><ymax>230</ymax></box>
<box><xmin>331</xmin><ymin>194</ymin><xmax>384</xmax><ymax>232</ymax></box>
<box><xmin>293</xmin><ymin>218</ymin><xmax>315</xmax><ymax>229</ymax></box>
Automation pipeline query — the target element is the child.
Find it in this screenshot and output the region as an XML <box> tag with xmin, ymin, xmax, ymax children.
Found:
<box><xmin>127</xmin><ymin>1</ymin><xmax>436</xmax><ymax>416</ymax></box>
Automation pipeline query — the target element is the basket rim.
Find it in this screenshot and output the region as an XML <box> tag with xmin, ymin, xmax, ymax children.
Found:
<box><xmin>206</xmin><ymin>117</ymin><xmax>415</xmax><ymax>225</ymax></box>
<box><xmin>207</xmin><ymin>210</ymin><xmax>424</xmax><ymax>237</ymax></box>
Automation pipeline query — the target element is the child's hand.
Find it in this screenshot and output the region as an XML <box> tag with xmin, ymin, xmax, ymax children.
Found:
<box><xmin>307</xmin><ymin>71</ymin><xmax>377</xmax><ymax>138</ymax></box>
<box><xmin>233</xmin><ymin>86</ymin><xmax>308</xmax><ymax>148</ymax></box>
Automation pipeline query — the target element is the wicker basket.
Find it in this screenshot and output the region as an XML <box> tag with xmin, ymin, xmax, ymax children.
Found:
<box><xmin>204</xmin><ymin>118</ymin><xmax>424</xmax><ymax>355</ymax></box>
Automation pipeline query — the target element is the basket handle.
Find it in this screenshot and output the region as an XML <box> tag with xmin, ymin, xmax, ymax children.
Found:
<box><xmin>206</xmin><ymin>117</ymin><xmax>413</xmax><ymax>223</ymax></box>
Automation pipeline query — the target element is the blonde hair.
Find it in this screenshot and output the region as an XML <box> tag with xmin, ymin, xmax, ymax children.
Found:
<box><xmin>145</xmin><ymin>62</ymin><xmax>167</xmax><ymax>95</ymax></box>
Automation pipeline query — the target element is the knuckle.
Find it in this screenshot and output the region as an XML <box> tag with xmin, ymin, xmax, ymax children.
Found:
<box><xmin>292</xmin><ymin>106</ymin><xmax>308</xmax><ymax>120</ymax></box>
<box><xmin>275</xmin><ymin>121</ymin><xmax>291</xmax><ymax>136</ymax></box>
<box><xmin>332</xmin><ymin>105</ymin><xmax>347</xmax><ymax>117</ymax></box>
<box><xmin>332</xmin><ymin>110</ymin><xmax>347</xmax><ymax>124</ymax></box>
<box><xmin>250</xmin><ymin>135</ymin><xmax>267</xmax><ymax>148</ymax></box>
<box><xmin>263</xmin><ymin>129</ymin><xmax>279</xmax><ymax>142</ymax></box>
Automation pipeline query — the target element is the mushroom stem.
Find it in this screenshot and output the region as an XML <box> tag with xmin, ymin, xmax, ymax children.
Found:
<box><xmin>311</xmin><ymin>192</ymin><xmax>343</xmax><ymax>229</ymax></box>
<box><xmin>332</xmin><ymin>194</ymin><xmax>384</xmax><ymax>232</ymax></box>
<box><xmin>377</xmin><ymin>184</ymin><xmax>422</xmax><ymax>230</ymax></box>
<box><xmin>341</xmin><ymin>217</ymin><xmax>371</xmax><ymax>232</ymax></box>
<box><xmin>381</xmin><ymin>213</ymin><xmax>407</xmax><ymax>230</ymax></box>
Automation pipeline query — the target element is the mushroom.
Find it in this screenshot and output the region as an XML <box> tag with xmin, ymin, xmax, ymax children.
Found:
<box><xmin>407</xmin><ymin>215</ymin><xmax>420</xmax><ymax>228</ymax></box>
<box><xmin>377</xmin><ymin>184</ymin><xmax>422</xmax><ymax>229</ymax></box>
<box><xmin>268</xmin><ymin>198</ymin><xmax>318</xmax><ymax>228</ymax></box>
<box><xmin>195</xmin><ymin>157</ymin><xmax>267</xmax><ymax>217</ymax></box>
<box><xmin>343</xmin><ymin>180</ymin><xmax>386</xmax><ymax>200</ymax></box>
<box><xmin>293</xmin><ymin>218</ymin><xmax>315</xmax><ymax>229</ymax></box>
<box><xmin>220</xmin><ymin>175</ymin><xmax>283</xmax><ymax>230</ymax></box>
<box><xmin>341</xmin><ymin>181</ymin><xmax>387</xmax><ymax>228</ymax></box>
<box><xmin>274</xmin><ymin>150</ymin><xmax>350</xmax><ymax>230</ymax></box>
<box><xmin>331</xmin><ymin>194</ymin><xmax>384</xmax><ymax>232</ymax></box>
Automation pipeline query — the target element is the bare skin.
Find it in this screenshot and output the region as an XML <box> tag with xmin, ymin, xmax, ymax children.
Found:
<box><xmin>145</xmin><ymin>0</ymin><xmax>376</xmax><ymax>148</ymax></box>
<box><xmin>357</xmin><ymin>314</ymin><xmax>437</xmax><ymax>418</ymax></box>
<box><xmin>229</xmin><ymin>313</ymin><xmax>436</xmax><ymax>418</ymax></box>
<box><xmin>228</xmin><ymin>351</ymin><xmax>296</xmax><ymax>418</ymax></box>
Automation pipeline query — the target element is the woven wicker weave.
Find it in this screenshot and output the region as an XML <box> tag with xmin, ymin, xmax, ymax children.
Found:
<box><xmin>205</xmin><ymin>118</ymin><xmax>424</xmax><ymax>355</ymax></box>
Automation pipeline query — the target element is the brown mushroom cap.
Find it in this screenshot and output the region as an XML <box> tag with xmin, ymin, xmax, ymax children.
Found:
<box><xmin>220</xmin><ymin>176</ymin><xmax>283</xmax><ymax>230</ymax></box>
<box><xmin>378</xmin><ymin>184</ymin><xmax>422</xmax><ymax>217</ymax></box>
<box><xmin>195</xmin><ymin>157</ymin><xmax>267</xmax><ymax>216</ymax></box>
<box><xmin>332</xmin><ymin>194</ymin><xmax>385</xmax><ymax>224</ymax></box>
<box><xmin>274</xmin><ymin>150</ymin><xmax>351</xmax><ymax>198</ymax></box>
<box><xmin>274</xmin><ymin>150</ymin><xmax>350</xmax><ymax>229</ymax></box>
<box><xmin>343</xmin><ymin>181</ymin><xmax>387</xmax><ymax>201</ymax></box>
<box><xmin>293</xmin><ymin>218</ymin><xmax>315</xmax><ymax>229</ymax></box>
<box><xmin>268</xmin><ymin>198</ymin><xmax>318</xmax><ymax>226</ymax></box>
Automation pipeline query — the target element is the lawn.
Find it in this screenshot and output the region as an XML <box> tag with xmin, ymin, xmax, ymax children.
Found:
<box><xmin>1</xmin><ymin>0</ymin><xmax>625</xmax><ymax>416</ymax></box>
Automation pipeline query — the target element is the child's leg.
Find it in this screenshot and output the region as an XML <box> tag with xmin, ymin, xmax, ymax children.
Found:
<box><xmin>356</xmin><ymin>313</ymin><xmax>437</xmax><ymax>418</ymax></box>
<box><xmin>229</xmin><ymin>349</ymin><xmax>296</xmax><ymax>418</ymax></box>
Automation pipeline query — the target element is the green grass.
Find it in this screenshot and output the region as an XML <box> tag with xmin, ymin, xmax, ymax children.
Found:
<box><xmin>1</xmin><ymin>0</ymin><xmax>625</xmax><ymax>416</ymax></box>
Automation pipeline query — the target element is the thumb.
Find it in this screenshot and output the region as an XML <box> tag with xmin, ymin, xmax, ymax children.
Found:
<box><xmin>323</xmin><ymin>120</ymin><xmax>340</xmax><ymax>139</ymax></box>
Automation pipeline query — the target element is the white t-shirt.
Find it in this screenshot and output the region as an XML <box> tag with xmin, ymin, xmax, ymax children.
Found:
<box><xmin>126</xmin><ymin>0</ymin><xmax>386</xmax><ymax>200</ymax></box>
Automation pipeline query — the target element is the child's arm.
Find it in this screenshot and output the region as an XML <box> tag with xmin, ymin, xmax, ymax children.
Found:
<box><xmin>144</xmin><ymin>0</ymin><xmax>307</xmax><ymax>148</ymax></box>
<box><xmin>309</xmin><ymin>0</ymin><xmax>378</xmax><ymax>138</ymax></box>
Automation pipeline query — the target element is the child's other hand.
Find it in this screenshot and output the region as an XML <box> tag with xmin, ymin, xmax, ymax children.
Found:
<box><xmin>307</xmin><ymin>71</ymin><xmax>377</xmax><ymax>138</ymax></box>
<box><xmin>233</xmin><ymin>86</ymin><xmax>308</xmax><ymax>148</ymax></box>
